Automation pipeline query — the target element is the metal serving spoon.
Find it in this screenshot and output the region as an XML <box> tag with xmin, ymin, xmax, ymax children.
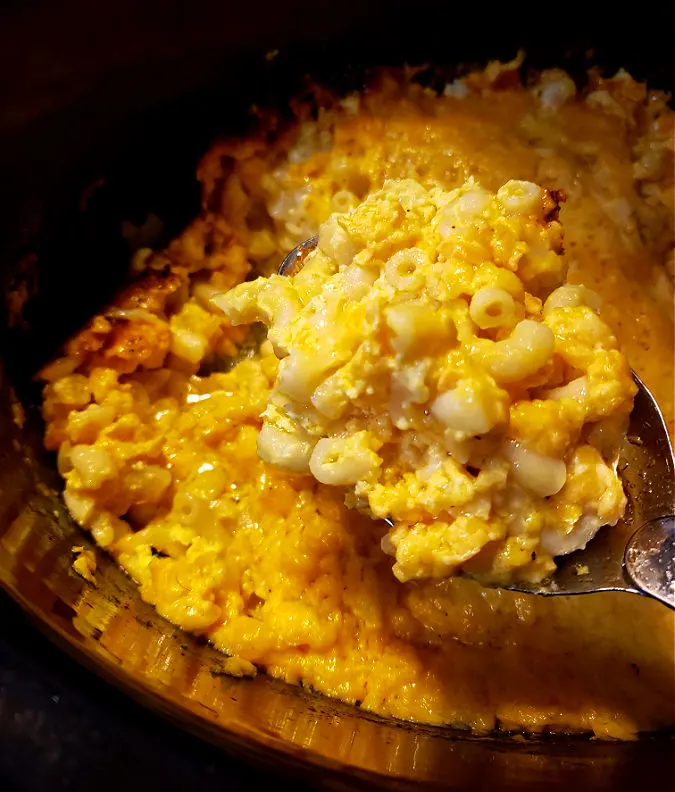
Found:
<box><xmin>280</xmin><ymin>237</ymin><xmax>675</xmax><ymax>608</ymax></box>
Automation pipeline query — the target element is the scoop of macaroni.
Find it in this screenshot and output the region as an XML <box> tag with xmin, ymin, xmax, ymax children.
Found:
<box><xmin>212</xmin><ymin>178</ymin><xmax>636</xmax><ymax>583</ymax></box>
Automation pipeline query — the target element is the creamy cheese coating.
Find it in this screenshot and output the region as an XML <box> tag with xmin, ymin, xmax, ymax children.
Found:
<box><xmin>217</xmin><ymin>178</ymin><xmax>636</xmax><ymax>583</ymax></box>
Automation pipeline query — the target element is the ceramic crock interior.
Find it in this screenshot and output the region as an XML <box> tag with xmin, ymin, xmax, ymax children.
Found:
<box><xmin>0</xmin><ymin>2</ymin><xmax>673</xmax><ymax>789</ymax></box>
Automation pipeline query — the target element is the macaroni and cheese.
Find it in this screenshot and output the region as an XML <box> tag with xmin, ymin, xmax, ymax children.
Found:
<box><xmin>216</xmin><ymin>178</ymin><xmax>636</xmax><ymax>583</ymax></box>
<box><xmin>39</xmin><ymin>59</ymin><xmax>674</xmax><ymax>738</ymax></box>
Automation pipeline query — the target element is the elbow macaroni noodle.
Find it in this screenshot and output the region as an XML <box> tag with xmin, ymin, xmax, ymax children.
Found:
<box><xmin>469</xmin><ymin>287</ymin><xmax>516</xmax><ymax>329</ymax></box>
<box><xmin>220</xmin><ymin>178</ymin><xmax>636</xmax><ymax>583</ymax></box>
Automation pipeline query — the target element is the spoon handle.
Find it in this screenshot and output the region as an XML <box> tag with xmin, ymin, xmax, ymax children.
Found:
<box><xmin>624</xmin><ymin>516</ymin><xmax>675</xmax><ymax>609</ymax></box>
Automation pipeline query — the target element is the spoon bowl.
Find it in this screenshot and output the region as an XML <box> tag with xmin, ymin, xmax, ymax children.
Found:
<box><xmin>279</xmin><ymin>237</ymin><xmax>675</xmax><ymax>608</ymax></box>
<box><xmin>497</xmin><ymin>375</ymin><xmax>674</xmax><ymax>608</ymax></box>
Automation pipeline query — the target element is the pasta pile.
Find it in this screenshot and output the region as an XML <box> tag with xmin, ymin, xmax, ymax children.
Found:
<box><xmin>215</xmin><ymin>178</ymin><xmax>636</xmax><ymax>583</ymax></box>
